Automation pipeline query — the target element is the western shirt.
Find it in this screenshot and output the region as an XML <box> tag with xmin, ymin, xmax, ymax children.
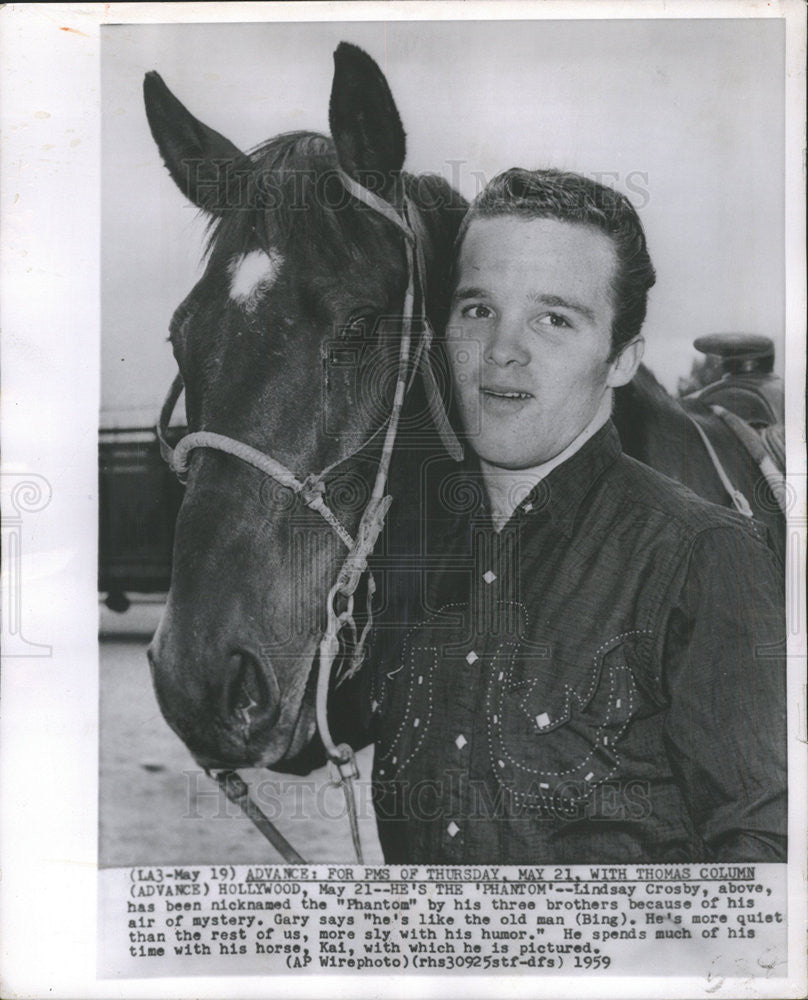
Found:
<box><xmin>367</xmin><ymin>420</ymin><xmax>787</xmax><ymax>864</ymax></box>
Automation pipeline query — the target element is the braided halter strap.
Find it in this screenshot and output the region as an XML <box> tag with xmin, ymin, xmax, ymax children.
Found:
<box><xmin>157</xmin><ymin>375</ymin><xmax>355</xmax><ymax>547</ymax></box>
<box><xmin>156</xmin><ymin>170</ymin><xmax>458</xmax><ymax>863</ymax></box>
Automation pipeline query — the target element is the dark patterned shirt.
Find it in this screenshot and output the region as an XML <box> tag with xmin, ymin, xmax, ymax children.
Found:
<box><xmin>367</xmin><ymin>421</ymin><xmax>786</xmax><ymax>864</ymax></box>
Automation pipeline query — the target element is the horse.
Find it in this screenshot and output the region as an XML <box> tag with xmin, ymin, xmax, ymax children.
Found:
<box><xmin>144</xmin><ymin>43</ymin><xmax>784</xmax><ymax>822</ymax></box>
<box><xmin>613</xmin><ymin>364</ymin><xmax>784</xmax><ymax>563</ymax></box>
<box><xmin>145</xmin><ymin>42</ymin><xmax>467</xmax><ymax>777</ymax></box>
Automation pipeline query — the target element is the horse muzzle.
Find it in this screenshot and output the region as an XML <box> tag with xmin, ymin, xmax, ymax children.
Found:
<box><xmin>147</xmin><ymin>626</ymin><xmax>288</xmax><ymax>769</ymax></box>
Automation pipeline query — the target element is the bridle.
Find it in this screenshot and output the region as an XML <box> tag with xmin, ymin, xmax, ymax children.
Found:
<box><xmin>155</xmin><ymin>170</ymin><xmax>462</xmax><ymax>863</ymax></box>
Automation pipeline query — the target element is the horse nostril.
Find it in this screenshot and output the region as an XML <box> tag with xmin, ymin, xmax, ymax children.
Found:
<box><xmin>225</xmin><ymin>650</ymin><xmax>279</xmax><ymax>729</ymax></box>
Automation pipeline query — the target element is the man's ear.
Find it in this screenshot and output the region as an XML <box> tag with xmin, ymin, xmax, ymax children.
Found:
<box><xmin>606</xmin><ymin>337</ymin><xmax>644</xmax><ymax>388</ymax></box>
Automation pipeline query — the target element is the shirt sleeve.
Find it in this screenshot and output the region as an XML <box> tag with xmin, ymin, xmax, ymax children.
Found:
<box><xmin>660</xmin><ymin>524</ymin><xmax>787</xmax><ymax>861</ymax></box>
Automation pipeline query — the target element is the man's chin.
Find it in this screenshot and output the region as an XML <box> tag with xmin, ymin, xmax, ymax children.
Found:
<box><xmin>472</xmin><ymin>440</ymin><xmax>549</xmax><ymax>471</ymax></box>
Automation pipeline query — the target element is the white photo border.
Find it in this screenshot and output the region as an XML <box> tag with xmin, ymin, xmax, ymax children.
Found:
<box><xmin>1</xmin><ymin>2</ymin><xmax>805</xmax><ymax>998</ymax></box>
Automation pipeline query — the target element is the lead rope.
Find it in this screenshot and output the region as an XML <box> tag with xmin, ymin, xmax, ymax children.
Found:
<box><xmin>214</xmin><ymin>771</ymin><xmax>305</xmax><ymax>863</ymax></box>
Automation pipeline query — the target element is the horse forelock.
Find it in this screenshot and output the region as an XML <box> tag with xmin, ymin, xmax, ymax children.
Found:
<box><xmin>201</xmin><ymin>132</ymin><xmax>466</xmax><ymax>273</ymax></box>
<box><xmin>202</xmin><ymin>132</ymin><xmax>330</xmax><ymax>258</ymax></box>
<box><xmin>204</xmin><ymin>131</ymin><xmax>408</xmax><ymax>269</ymax></box>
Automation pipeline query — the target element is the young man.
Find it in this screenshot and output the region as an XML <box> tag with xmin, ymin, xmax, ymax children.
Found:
<box><xmin>368</xmin><ymin>168</ymin><xmax>786</xmax><ymax>864</ymax></box>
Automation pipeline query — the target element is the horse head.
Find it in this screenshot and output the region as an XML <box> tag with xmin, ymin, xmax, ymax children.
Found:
<box><xmin>145</xmin><ymin>44</ymin><xmax>466</xmax><ymax>771</ymax></box>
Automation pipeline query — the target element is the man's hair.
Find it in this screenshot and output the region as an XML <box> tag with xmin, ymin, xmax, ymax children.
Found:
<box><xmin>455</xmin><ymin>168</ymin><xmax>656</xmax><ymax>358</ymax></box>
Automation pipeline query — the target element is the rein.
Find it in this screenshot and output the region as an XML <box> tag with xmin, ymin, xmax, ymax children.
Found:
<box><xmin>155</xmin><ymin>170</ymin><xmax>461</xmax><ymax>863</ymax></box>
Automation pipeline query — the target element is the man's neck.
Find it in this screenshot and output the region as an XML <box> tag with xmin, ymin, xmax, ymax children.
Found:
<box><xmin>480</xmin><ymin>392</ymin><xmax>613</xmax><ymax>532</ymax></box>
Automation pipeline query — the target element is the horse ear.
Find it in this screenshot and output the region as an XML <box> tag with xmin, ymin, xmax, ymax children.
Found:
<box><xmin>329</xmin><ymin>42</ymin><xmax>406</xmax><ymax>197</ymax></box>
<box><xmin>143</xmin><ymin>71</ymin><xmax>248</xmax><ymax>214</ymax></box>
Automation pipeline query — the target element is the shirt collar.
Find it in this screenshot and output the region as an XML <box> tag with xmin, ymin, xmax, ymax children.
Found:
<box><xmin>518</xmin><ymin>419</ymin><xmax>623</xmax><ymax>537</ymax></box>
<box><xmin>480</xmin><ymin>394</ymin><xmax>614</xmax><ymax>532</ymax></box>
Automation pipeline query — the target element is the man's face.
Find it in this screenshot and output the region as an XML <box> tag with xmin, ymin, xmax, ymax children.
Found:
<box><xmin>447</xmin><ymin>215</ymin><xmax>638</xmax><ymax>470</ymax></box>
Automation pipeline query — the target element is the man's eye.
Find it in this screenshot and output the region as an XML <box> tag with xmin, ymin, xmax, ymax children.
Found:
<box><xmin>460</xmin><ymin>304</ymin><xmax>493</xmax><ymax>320</ymax></box>
<box><xmin>537</xmin><ymin>313</ymin><xmax>572</xmax><ymax>329</ymax></box>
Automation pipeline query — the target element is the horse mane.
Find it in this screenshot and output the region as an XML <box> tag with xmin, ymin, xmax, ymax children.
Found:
<box><xmin>401</xmin><ymin>172</ymin><xmax>468</xmax><ymax>322</ymax></box>
<box><xmin>623</xmin><ymin>363</ymin><xmax>681</xmax><ymax>411</ymax></box>
<box><xmin>612</xmin><ymin>363</ymin><xmax>694</xmax><ymax>471</ymax></box>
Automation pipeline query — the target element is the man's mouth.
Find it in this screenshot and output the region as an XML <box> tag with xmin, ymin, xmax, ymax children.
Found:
<box><xmin>480</xmin><ymin>386</ymin><xmax>533</xmax><ymax>401</ymax></box>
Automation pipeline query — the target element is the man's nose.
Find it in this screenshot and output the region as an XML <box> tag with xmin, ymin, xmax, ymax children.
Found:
<box><xmin>486</xmin><ymin>317</ymin><xmax>530</xmax><ymax>367</ymax></box>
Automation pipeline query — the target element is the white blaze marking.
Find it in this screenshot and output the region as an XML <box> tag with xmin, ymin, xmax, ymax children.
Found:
<box><xmin>228</xmin><ymin>249</ymin><xmax>282</xmax><ymax>308</ymax></box>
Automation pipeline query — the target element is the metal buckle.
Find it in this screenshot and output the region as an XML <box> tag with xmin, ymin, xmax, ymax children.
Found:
<box><xmin>327</xmin><ymin>582</ymin><xmax>354</xmax><ymax>626</ymax></box>
<box><xmin>327</xmin><ymin>743</ymin><xmax>360</xmax><ymax>786</ymax></box>
<box><xmin>300</xmin><ymin>473</ymin><xmax>325</xmax><ymax>507</ymax></box>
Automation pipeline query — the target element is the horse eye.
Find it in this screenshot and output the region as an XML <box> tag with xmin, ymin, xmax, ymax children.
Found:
<box><xmin>341</xmin><ymin>313</ymin><xmax>375</xmax><ymax>339</ymax></box>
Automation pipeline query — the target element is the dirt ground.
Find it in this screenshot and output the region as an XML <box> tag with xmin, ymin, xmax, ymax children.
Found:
<box><xmin>99</xmin><ymin>600</ymin><xmax>383</xmax><ymax>867</ymax></box>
